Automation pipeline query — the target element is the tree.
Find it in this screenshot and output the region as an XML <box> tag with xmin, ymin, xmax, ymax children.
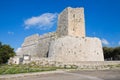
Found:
<box><xmin>0</xmin><ymin>42</ymin><xmax>15</xmax><ymax>64</ymax></box>
<box><xmin>0</xmin><ymin>42</ymin><xmax>2</xmax><ymax>48</ymax></box>
<box><xmin>103</xmin><ymin>47</ymin><xmax>113</xmax><ymax>60</ymax></box>
<box><xmin>112</xmin><ymin>47</ymin><xmax>120</xmax><ymax>60</ymax></box>
<box><xmin>103</xmin><ymin>46</ymin><xmax>120</xmax><ymax>60</ymax></box>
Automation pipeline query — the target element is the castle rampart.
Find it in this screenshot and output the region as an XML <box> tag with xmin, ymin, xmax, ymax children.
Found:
<box><xmin>13</xmin><ymin>7</ymin><xmax>104</xmax><ymax>64</ymax></box>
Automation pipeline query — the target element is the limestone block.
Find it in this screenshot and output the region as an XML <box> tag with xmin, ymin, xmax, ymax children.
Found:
<box><xmin>8</xmin><ymin>56</ymin><xmax>21</xmax><ymax>64</ymax></box>
<box><xmin>49</xmin><ymin>36</ymin><xmax>104</xmax><ymax>63</ymax></box>
<box><xmin>22</xmin><ymin>34</ymin><xmax>40</xmax><ymax>47</ymax></box>
<box><xmin>57</xmin><ymin>7</ymin><xmax>85</xmax><ymax>37</ymax></box>
<box><xmin>56</xmin><ymin>8</ymin><xmax>68</xmax><ymax>37</ymax></box>
<box><xmin>16</xmin><ymin>32</ymin><xmax>56</xmax><ymax>58</ymax></box>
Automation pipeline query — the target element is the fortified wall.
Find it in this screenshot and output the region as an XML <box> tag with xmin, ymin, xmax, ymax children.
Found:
<box><xmin>49</xmin><ymin>7</ymin><xmax>104</xmax><ymax>62</ymax></box>
<box><xmin>17</xmin><ymin>32</ymin><xmax>56</xmax><ymax>58</ymax></box>
<box><xmin>11</xmin><ymin>7</ymin><xmax>104</xmax><ymax>64</ymax></box>
<box><xmin>49</xmin><ymin>36</ymin><xmax>104</xmax><ymax>62</ymax></box>
<box><xmin>57</xmin><ymin>7</ymin><xmax>85</xmax><ymax>37</ymax></box>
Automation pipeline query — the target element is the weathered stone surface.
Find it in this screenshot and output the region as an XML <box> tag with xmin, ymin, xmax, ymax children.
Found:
<box><xmin>57</xmin><ymin>7</ymin><xmax>85</xmax><ymax>37</ymax></box>
<box><xmin>12</xmin><ymin>7</ymin><xmax>104</xmax><ymax>65</ymax></box>
<box><xmin>8</xmin><ymin>56</ymin><xmax>22</xmax><ymax>64</ymax></box>
<box><xmin>49</xmin><ymin>36</ymin><xmax>104</xmax><ymax>62</ymax></box>
<box><xmin>17</xmin><ymin>32</ymin><xmax>56</xmax><ymax>58</ymax></box>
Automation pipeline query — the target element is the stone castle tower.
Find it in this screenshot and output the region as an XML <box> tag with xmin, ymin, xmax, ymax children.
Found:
<box><xmin>57</xmin><ymin>7</ymin><xmax>85</xmax><ymax>37</ymax></box>
<box><xmin>49</xmin><ymin>7</ymin><xmax>104</xmax><ymax>62</ymax></box>
<box><xmin>14</xmin><ymin>7</ymin><xmax>104</xmax><ymax>64</ymax></box>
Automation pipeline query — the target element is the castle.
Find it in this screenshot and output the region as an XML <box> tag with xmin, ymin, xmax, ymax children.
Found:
<box><xmin>9</xmin><ymin>7</ymin><xmax>104</xmax><ymax>64</ymax></box>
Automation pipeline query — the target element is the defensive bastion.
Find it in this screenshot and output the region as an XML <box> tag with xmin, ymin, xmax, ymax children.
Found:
<box><xmin>9</xmin><ymin>7</ymin><xmax>104</xmax><ymax>65</ymax></box>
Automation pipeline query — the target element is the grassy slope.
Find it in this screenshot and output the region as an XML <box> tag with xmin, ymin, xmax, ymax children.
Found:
<box><xmin>0</xmin><ymin>64</ymin><xmax>77</xmax><ymax>75</ymax></box>
<box><xmin>0</xmin><ymin>64</ymin><xmax>58</xmax><ymax>75</ymax></box>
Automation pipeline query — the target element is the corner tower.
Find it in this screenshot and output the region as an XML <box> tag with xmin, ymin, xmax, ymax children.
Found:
<box><xmin>57</xmin><ymin>7</ymin><xmax>85</xmax><ymax>37</ymax></box>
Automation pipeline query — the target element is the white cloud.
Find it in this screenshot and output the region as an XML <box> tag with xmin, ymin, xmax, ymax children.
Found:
<box><xmin>15</xmin><ymin>47</ymin><xmax>22</xmax><ymax>53</ymax></box>
<box><xmin>24</xmin><ymin>13</ymin><xmax>58</xmax><ymax>30</ymax></box>
<box><xmin>101</xmin><ymin>38</ymin><xmax>109</xmax><ymax>45</ymax></box>
<box><xmin>8</xmin><ymin>31</ymin><xmax>14</xmax><ymax>35</ymax></box>
<box><xmin>118</xmin><ymin>41</ymin><xmax>120</xmax><ymax>45</ymax></box>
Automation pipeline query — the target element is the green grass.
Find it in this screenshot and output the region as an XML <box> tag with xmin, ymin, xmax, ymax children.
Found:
<box><xmin>0</xmin><ymin>64</ymin><xmax>77</xmax><ymax>75</ymax></box>
<box><xmin>0</xmin><ymin>64</ymin><xmax>57</xmax><ymax>75</ymax></box>
<box><xmin>115</xmin><ymin>64</ymin><xmax>120</xmax><ymax>67</ymax></box>
<box><xmin>106</xmin><ymin>64</ymin><xmax>120</xmax><ymax>69</ymax></box>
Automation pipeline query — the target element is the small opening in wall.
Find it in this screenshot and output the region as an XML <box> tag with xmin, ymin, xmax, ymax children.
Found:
<box><xmin>73</xmin><ymin>28</ymin><xmax>75</xmax><ymax>31</ymax></box>
<box><xmin>79</xmin><ymin>50</ymin><xmax>81</xmax><ymax>52</ymax></box>
<box><xmin>73</xmin><ymin>14</ymin><xmax>75</xmax><ymax>18</ymax></box>
<box><xmin>62</xmin><ymin>43</ymin><xmax>64</xmax><ymax>46</ymax></box>
<box><xmin>97</xmin><ymin>52</ymin><xmax>99</xmax><ymax>55</ymax></box>
<box><xmin>46</xmin><ymin>51</ymin><xmax>49</xmax><ymax>57</ymax></box>
<box><xmin>82</xmin><ymin>37</ymin><xmax>85</xmax><ymax>39</ymax></box>
<box><xmin>74</xmin><ymin>52</ymin><xmax>76</xmax><ymax>54</ymax></box>
<box><xmin>68</xmin><ymin>51</ymin><xmax>70</xmax><ymax>53</ymax></box>
<box><xmin>76</xmin><ymin>36</ymin><xmax>79</xmax><ymax>38</ymax></box>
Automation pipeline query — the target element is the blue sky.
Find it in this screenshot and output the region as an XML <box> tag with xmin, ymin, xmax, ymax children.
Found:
<box><xmin>0</xmin><ymin>0</ymin><xmax>120</xmax><ymax>51</ymax></box>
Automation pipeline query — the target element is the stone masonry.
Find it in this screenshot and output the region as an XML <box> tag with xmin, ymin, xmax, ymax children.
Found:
<box><xmin>49</xmin><ymin>36</ymin><xmax>104</xmax><ymax>63</ymax></box>
<box><xmin>17</xmin><ymin>32</ymin><xmax>56</xmax><ymax>58</ymax></box>
<box><xmin>57</xmin><ymin>7</ymin><xmax>85</xmax><ymax>37</ymax></box>
<box><xmin>10</xmin><ymin>7</ymin><xmax>104</xmax><ymax>64</ymax></box>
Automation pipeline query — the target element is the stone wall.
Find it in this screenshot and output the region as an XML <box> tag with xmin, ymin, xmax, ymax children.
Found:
<box><xmin>57</xmin><ymin>7</ymin><xmax>85</xmax><ymax>37</ymax></box>
<box><xmin>56</xmin><ymin>8</ymin><xmax>68</xmax><ymax>37</ymax></box>
<box><xmin>68</xmin><ymin>7</ymin><xmax>85</xmax><ymax>37</ymax></box>
<box><xmin>68</xmin><ymin>61</ymin><xmax>120</xmax><ymax>66</ymax></box>
<box><xmin>17</xmin><ymin>32</ymin><xmax>56</xmax><ymax>58</ymax></box>
<box><xmin>14</xmin><ymin>7</ymin><xmax>104</xmax><ymax>65</ymax></box>
<box><xmin>22</xmin><ymin>34</ymin><xmax>40</xmax><ymax>47</ymax></box>
<box><xmin>49</xmin><ymin>36</ymin><xmax>104</xmax><ymax>63</ymax></box>
<box><xmin>17</xmin><ymin>34</ymin><xmax>40</xmax><ymax>57</ymax></box>
<box><xmin>37</xmin><ymin>33</ymin><xmax>55</xmax><ymax>57</ymax></box>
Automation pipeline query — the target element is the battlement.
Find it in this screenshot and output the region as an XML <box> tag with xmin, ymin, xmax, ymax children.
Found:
<box><xmin>57</xmin><ymin>7</ymin><xmax>85</xmax><ymax>37</ymax></box>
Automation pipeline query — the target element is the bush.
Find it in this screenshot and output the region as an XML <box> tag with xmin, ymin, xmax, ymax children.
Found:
<box><xmin>103</xmin><ymin>46</ymin><xmax>120</xmax><ymax>60</ymax></box>
<box><xmin>0</xmin><ymin>42</ymin><xmax>15</xmax><ymax>64</ymax></box>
